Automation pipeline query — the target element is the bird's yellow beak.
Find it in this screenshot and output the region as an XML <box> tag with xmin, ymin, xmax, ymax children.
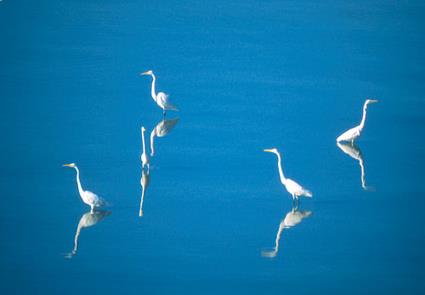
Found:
<box><xmin>370</xmin><ymin>99</ymin><xmax>379</xmax><ymax>103</ymax></box>
<box><xmin>63</xmin><ymin>163</ymin><xmax>73</xmax><ymax>167</ymax></box>
<box><xmin>140</xmin><ymin>71</ymin><xmax>150</xmax><ymax>76</ymax></box>
<box><xmin>263</xmin><ymin>149</ymin><xmax>273</xmax><ymax>153</ymax></box>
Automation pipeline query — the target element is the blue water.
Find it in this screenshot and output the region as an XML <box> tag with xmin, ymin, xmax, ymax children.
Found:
<box><xmin>1</xmin><ymin>1</ymin><xmax>425</xmax><ymax>294</ymax></box>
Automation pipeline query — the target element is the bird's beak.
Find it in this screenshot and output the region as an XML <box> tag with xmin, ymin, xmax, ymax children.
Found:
<box><xmin>370</xmin><ymin>99</ymin><xmax>379</xmax><ymax>103</ymax></box>
<box><xmin>63</xmin><ymin>163</ymin><xmax>72</xmax><ymax>167</ymax></box>
<box><xmin>263</xmin><ymin>149</ymin><xmax>273</xmax><ymax>153</ymax></box>
<box><xmin>140</xmin><ymin>71</ymin><xmax>149</xmax><ymax>76</ymax></box>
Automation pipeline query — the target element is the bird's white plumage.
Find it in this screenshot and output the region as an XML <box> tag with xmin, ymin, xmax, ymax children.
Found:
<box><xmin>141</xmin><ymin>70</ymin><xmax>178</xmax><ymax>115</ymax></box>
<box><xmin>63</xmin><ymin>163</ymin><xmax>107</xmax><ymax>212</ymax></box>
<box><xmin>264</xmin><ymin>148</ymin><xmax>313</xmax><ymax>200</ymax></box>
<box><xmin>336</xmin><ymin>99</ymin><xmax>378</xmax><ymax>143</ymax></box>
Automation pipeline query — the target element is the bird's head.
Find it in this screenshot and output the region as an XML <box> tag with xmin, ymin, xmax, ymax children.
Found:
<box><xmin>140</xmin><ymin>70</ymin><xmax>153</xmax><ymax>76</ymax></box>
<box><xmin>264</xmin><ymin>148</ymin><xmax>280</xmax><ymax>156</ymax></box>
<box><xmin>63</xmin><ymin>163</ymin><xmax>76</xmax><ymax>168</ymax></box>
<box><xmin>141</xmin><ymin>126</ymin><xmax>146</xmax><ymax>132</ymax></box>
<box><xmin>366</xmin><ymin>99</ymin><xmax>378</xmax><ymax>105</ymax></box>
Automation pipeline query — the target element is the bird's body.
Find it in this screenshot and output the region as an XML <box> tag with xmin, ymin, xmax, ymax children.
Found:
<box><xmin>336</xmin><ymin>99</ymin><xmax>378</xmax><ymax>143</ymax></box>
<box><xmin>141</xmin><ymin>70</ymin><xmax>178</xmax><ymax>116</ymax></box>
<box><xmin>141</xmin><ymin>126</ymin><xmax>149</xmax><ymax>170</ymax></box>
<box><xmin>264</xmin><ymin>148</ymin><xmax>312</xmax><ymax>201</ymax></box>
<box><xmin>63</xmin><ymin>163</ymin><xmax>106</xmax><ymax>213</ymax></box>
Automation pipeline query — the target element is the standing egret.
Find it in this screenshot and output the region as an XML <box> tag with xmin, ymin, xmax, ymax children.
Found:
<box><xmin>336</xmin><ymin>99</ymin><xmax>378</xmax><ymax>143</ymax></box>
<box><xmin>65</xmin><ymin>210</ymin><xmax>111</xmax><ymax>259</ymax></box>
<box><xmin>139</xmin><ymin>169</ymin><xmax>150</xmax><ymax>217</ymax></box>
<box><xmin>141</xmin><ymin>126</ymin><xmax>149</xmax><ymax>170</ymax></box>
<box><xmin>63</xmin><ymin>163</ymin><xmax>107</xmax><ymax>213</ymax></box>
<box><xmin>262</xmin><ymin>207</ymin><xmax>312</xmax><ymax>258</ymax></box>
<box><xmin>140</xmin><ymin>70</ymin><xmax>178</xmax><ymax>116</ymax></box>
<box><xmin>264</xmin><ymin>148</ymin><xmax>312</xmax><ymax>204</ymax></box>
<box><xmin>149</xmin><ymin>117</ymin><xmax>179</xmax><ymax>156</ymax></box>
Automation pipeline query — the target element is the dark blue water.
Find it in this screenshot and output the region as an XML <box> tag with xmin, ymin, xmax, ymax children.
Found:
<box><xmin>1</xmin><ymin>1</ymin><xmax>425</xmax><ymax>294</ymax></box>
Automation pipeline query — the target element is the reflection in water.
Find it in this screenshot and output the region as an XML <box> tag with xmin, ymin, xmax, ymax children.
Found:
<box><xmin>65</xmin><ymin>210</ymin><xmax>111</xmax><ymax>259</ymax></box>
<box><xmin>63</xmin><ymin>163</ymin><xmax>107</xmax><ymax>213</ymax></box>
<box><xmin>262</xmin><ymin>207</ymin><xmax>312</xmax><ymax>258</ymax></box>
<box><xmin>139</xmin><ymin>169</ymin><xmax>150</xmax><ymax>217</ymax></box>
<box><xmin>337</xmin><ymin>142</ymin><xmax>373</xmax><ymax>190</ymax></box>
<box><xmin>141</xmin><ymin>126</ymin><xmax>150</xmax><ymax>170</ymax></box>
<box><xmin>263</xmin><ymin>148</ymin><xmax>312</xmax><ymax>206</ymax></box>
<box><xmin>336</xmin><ymin>99</ymin><xmax>378</xmax><ymax>143</ymax></box>
<box><xmin>150</xmin><ymin>118</ymin><xmax>179</xmax><ymax>156</ymax></box>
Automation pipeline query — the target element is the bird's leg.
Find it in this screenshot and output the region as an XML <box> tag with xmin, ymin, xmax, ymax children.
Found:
<box><xmin>162</xmin><ymin>110</ymin><xmax>166</xmax><ymax>118</ymax></box>
<box><xmin>90</xmin><ymin>205</ymin><xmax>94</xmax><ymax>214</ymax></box>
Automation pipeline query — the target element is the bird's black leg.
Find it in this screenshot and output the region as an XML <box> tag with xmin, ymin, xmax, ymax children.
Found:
<box><xmin>163</xmin><ymin>110</ymin><xmax>166</xmax><ymax>118</ymax></box>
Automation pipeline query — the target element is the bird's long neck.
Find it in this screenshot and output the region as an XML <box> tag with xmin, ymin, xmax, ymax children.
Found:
<box><xmin>150</xmin><ymin>74</ymin><xmax>157</xmax><ymax>101</ymax></box>
<box><xmin>359</xmin><ymin>102</ymin><xmax>369</xmax><ymax>130</ymax></box>
<box><xmin>141</xmin><ymin>129</ymin><xmax>147</xmax><ymax>155</ymax></box>
<box><xmin>74</xmin><ymin>167</ymin><xmax>84</xmax><ymax>196</ymax></box>
<box><xmin>276</xmin><ymin>153</ymin><xmax>287</xmax><ymax>184</ymax></box>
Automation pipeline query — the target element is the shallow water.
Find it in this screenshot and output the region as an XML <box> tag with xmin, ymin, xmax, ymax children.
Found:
<box><xmin>1</xmin><ymin>1</ymin><xmax>425</xmax><ymax>294</ymax></box>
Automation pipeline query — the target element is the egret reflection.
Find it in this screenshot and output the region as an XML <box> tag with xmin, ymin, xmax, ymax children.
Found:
<box><xmin>139</xmin><ymin>169</ymin><xmax>150</xmax><ymax>217</ymax></box>
<box><xmin>262</xmin><ymin>207</ymin><xmax>312</xmax><ymax>258</ymax></box>
<box><xmin>337</xmin><ymin>142</ymin><xmax>373</xmax><ymax>190</ymax></box>
<box><xmin>140</xmin><ymin>70</ymin><xmax>178</xmax><ymax>117</ymax></box>
<box><xmin>150</xmin><ymin>118</ymin><xmax>179</xmax><ymax>156</ymax></box>
<box><xmin>141</xmin><ymin>126</ymin><xmax>150</xmax><ymax>170</ymax></box>
<box><xmin>63</xmin><ymin>163</ymin><xmax>107</xmax><ymax>213</ymax></box>
<box><xmin>264</xmin><ymin>148</ymin><xmax>312</xmax><ymax>206</ymax></box>
<box><xmin>336</xmin><ymin>99</ymin><xmax>378</xmax><ymax>143</ymax></box>
<box><xmin>65</xmin><ymin>210</ymin><xmax>111</xmax><ymax>259</ymax></box>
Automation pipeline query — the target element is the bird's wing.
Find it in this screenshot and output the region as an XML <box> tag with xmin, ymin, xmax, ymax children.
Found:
<box><xmin>337</xmin><ymin>126</ymin><xmax>360</xmax><ymax>142</ymax></box>
<box><xmin>84</xmin><ymin>190</ymin><xmax>106</xmax><ymax>207</ymax></box>
<box><xmin>157</xmin><ymin>92</ymin><xmax>178</xmax><ymax>111</ymax></box>
<box><xmin>286</xmin><ymin>179</ymin><xmax>312</xmax><ymax>197</ymax></box>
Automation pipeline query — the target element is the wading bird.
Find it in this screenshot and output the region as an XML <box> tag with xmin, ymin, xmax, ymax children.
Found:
<box><xmin>141</xmin><ymin>126</ymin><xmax>149</xmax><ymax>170</ymax></box>
<box><xmin>264</xmin><ymin>148</ymin><xmax>312</xmax><ymax>204</ymax></box>
<box><xmin>336</xmin><ymin>99</ymin><xmax>378</xmax><ymax>143</ymax></box>
<box><xmin>65</xmin><ymin>210</ymin><xmax>111</xmax><ymax>259</ymax></box>
<box><xmin>262</xmin><ymin>207</ymin><xmax>312</xmax><ymax>258</ymax></box>
<box><xmin>150</xmin><ymin>118</ymin><xmax>179</xmax><ymax>156</ymax></box>
<box><xmin>63</xmin><ymin>163</ymin><xmax>107</xmax><ymax>213</ymax></box>
<box><xmin>140</xmin><ymin>70</ymin><xmax>178</xmax><ymax>116</ymax></box>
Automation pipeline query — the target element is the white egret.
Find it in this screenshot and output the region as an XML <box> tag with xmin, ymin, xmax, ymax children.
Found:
<box><xmin>336</xmin><ymin>99</ymin><xmax>378</xmax><ymax>143</ymax></box>
<box><xmin>262</xmin><ymin>207</ymin><xmax>311</xmax><ymax>258</ymax></box>
<box><xmin>141</xmin><ymin>70</ymin><xmax>178</xmax><ymax>116</ymax></box>
<box><xmin>337</xmin><ymin>142</ymin><xmax>373</xmax><ymax>190</ymax></box>
<box><xmin>149</xmin><ymin>117</ymin><xmax>179</xmax><ymax>156</ymax></box>
<box><xmin>264</xmin><ymin>148</ymin><xmax>312</xmax><ymax>203</ymax></box>
<box><xmin>63</xmin><ymin>163</ymin><xmax>107</xmax><ymax>213</ymax></box>
<box><xmin>139</xmin><ymin>169</ymin><xmax>150</xmax><ymax>217</ymax></box>
<box><xmin>65</xmin><ymin>210</ymin><xmax>111</xmax><ymax>259</ymax></box>
<box><xmin>141</xmin><ymin>126</ymin><xmax>150</xmax><ymax>170</ymax></box>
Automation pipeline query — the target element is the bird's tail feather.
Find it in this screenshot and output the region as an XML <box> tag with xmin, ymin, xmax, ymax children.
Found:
<box><xmin>303</xmin><ymin>190</ymin><xmax>313</xmax><ymax>197</ymax></box>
